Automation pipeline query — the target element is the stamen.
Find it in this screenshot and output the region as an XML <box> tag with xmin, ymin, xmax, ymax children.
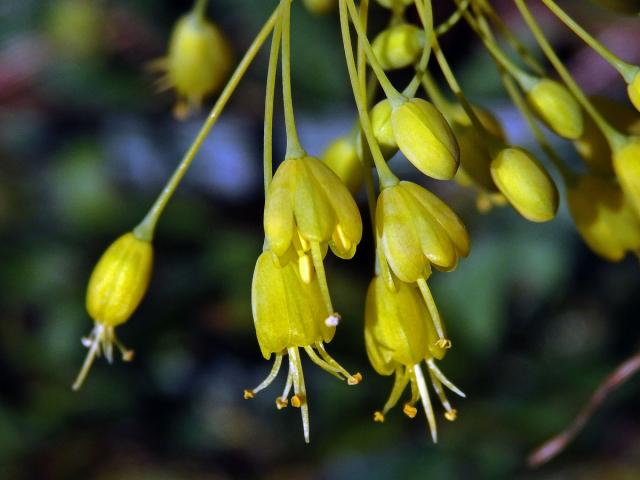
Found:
<box><xmin>288</xmin><ymin>347</ymin><xmax>310</xmax><ymax>443</ymax></box>
<box><xmin>373</xmin><ymin>411</ymin><xmax>385</xmax><ymax>422</ymax></box>
<box><xmin>315</xmin><ymin>342</ymin><xmax>362</xmax><ymax>385</ymax></box>
<box><xmin>303</xmin><ymin>346</ymin><xmax>345</xmax><ymax>380</ymax></box>
<box><xmin>417</xmin><ymin>278</ymin><xmax>452</xmax><ymax>349</ymax></box>
<box><xmin>72</xmin><ymin>324</ymin><xmax>105</xmax><ymax>391</ymax></box>
<box><xmin>310</xmin><ymin>241</ymin><xmax>335</xmax><ymax>315</ymax></box>
<box><xmin>325</xmin><ymin>313</ymin><xmax>341</xmax><ymax>327</ymax></box>
<box><xmin>413</xmin><ymin>364</ymin><xmax>438</xmax><ymax>443</ymax></box>
<box><xmin>245</xmin><ymin>353</ymin><xmax>284</xmax><ymax>399</ymax></box>
<box><xmin>112</xmin><ymin>330</ymin><xmax>134</xmax><ymax>361</ymax></box>
<box><xmin>428</xmin><ymin>366</ymin><xmax>457</xmax><ymax>421</ymax></box>
<box><xmin>403</xmin><ymin>404</ymin><xmax>418</xmax><ymax>418</ymax></box>
<box><xmin>381</xmin><ymin>367</ymin><xmax>410</xmax><ymax>415</ymax></box>
<box><xmin>427</xmin><ymin>359</ymin><xmax>466</xmax><ymax>398</ymax></box>
<box><xmin>298</xmin><ymin>253</ymin><xmax>314</xmax><ymax>284</ymax></box>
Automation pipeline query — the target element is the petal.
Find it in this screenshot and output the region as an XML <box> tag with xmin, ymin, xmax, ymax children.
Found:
<box><xmin>264</xmin><ymin>160</ymin><xmax>296</xmax><ymax>257</ymax></box>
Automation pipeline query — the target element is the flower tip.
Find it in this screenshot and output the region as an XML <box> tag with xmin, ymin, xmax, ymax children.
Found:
<box><xmin>373</xmin><ymin>411</ymin><xmax>385</xmax><ymax>423</ymax></box>
<box><xmin>348</xmin><ymin>372</ymin><xmax>363</xmax><ymax>385</ymax></box>
<box><xmin>444</xmin><ymin>409</ymin><xmax>458</xmax><ymax>422</ymax></box>
<box><xmin>403</xmin><ymin>404</ymin><xmax>418</xmax><ymax>419</ymax></box>
<box><xmin>243</xmin><ymin>389</ymin><xmax>255</xmax><ymax>400</ymax></box>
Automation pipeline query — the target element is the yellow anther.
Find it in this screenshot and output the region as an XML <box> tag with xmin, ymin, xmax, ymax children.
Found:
<box><xmin>403</xmin><ymin>404</ymin><xmax>418</xmax><ymax>419</ymax></box>
<box><xmin>298</xmin><ymin>254</ymin><xmax>314</xmax><ymax>284</ymax></box>
<box><xmin>348</xmin><ymin>372</ymin><xmax>363</xmax><ymax>385</ymax></box>
<box><xmin>373</xmin><ymin>411</ymin><xmax>385</xmax><ymax>423</ymax></box>
<box><xmin>325</xmin><ymin>313</ymin><xmax>341</xmax><ymax>328</ymax></box>
<box><xmin>444</xmin><ymin>409</ymin><xmax>458</xmax><ymax>422</ymax></box>
<box><xmin>291</xmin><ymin>394</ymin><xmax>305</xmax><ymax>408</ymax></box>
<box><xmin>243</xmin><ymin>389</ymin><xmax>255</xmax><ymax>400</ymax></box>
<box><xmin>436</xmin><ymin>339</ymin><xmax>452</xmax><ymax>350</ymax></box>
<box><xmin>275</xmin><ymin>397</ymin><xmax>289</xmax><ymax>410</ymax></box>
<box><xmin>122</xmin><ymin>350</ymin><xmax>135</xmax><ymax>362</ymax></box>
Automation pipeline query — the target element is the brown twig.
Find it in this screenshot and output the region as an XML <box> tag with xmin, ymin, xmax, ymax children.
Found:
<box><xmin>528</xmin><ymin>350</ymin><xmax>640</xmax><ymax>468</ymax></box>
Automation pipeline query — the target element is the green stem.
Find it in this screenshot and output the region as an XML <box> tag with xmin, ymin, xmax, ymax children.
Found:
<box><xmin>344</xmin><ymin>0</ymin><xmax>404</xmax><ymax>104</ymax></box>
<box><xmin>541</xmin><ymin>0</ymin><xmax>638</xmax><ymax>82</ymax></box>
<box><xmin>263</xmin><ymin>11</ymin><xmax>283</xmax><ymax>194</ymax></box>
<box><xmin>513</xmin><ymin>0</ymin><xmax>627</xmax><ymax>152</ymax></box>
<box><xmin>281</xmin><ymin>0</ymin><xmax>305</xmax><ymax>158</ymax></box>
<box><xmin>339</xmin><ymin>0</ymin><xmax>399</xmax><ymax>188</ymax></box>
<box><xmin>420</xmin><ymin>71</ymin><xmax>454</xmax><ymax>116</ymax></box>
<box><xmin>403</xmin><ymin>0</ymin><xmax>433</xmax><ymax>97</ymax></box>
<box><xmin>133</xmin><ymin>6</ymin><xmax>280</xmax><ymax>241</ymax></box>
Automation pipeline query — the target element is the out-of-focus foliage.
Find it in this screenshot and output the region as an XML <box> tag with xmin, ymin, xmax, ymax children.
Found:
<box><xmin>1</xmin><ymin>0</ymin><xmax>640</xmax><ymax>479</ymax></box>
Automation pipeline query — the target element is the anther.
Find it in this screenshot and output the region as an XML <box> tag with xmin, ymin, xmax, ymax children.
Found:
<box><xmin>436</xmin><ymin>339</ymin><xmax>452</xmax><ymax>349</ymax></box>
<box><xmin>325</xmin><ymin>313</ymin><xmax>341</xmax><ymax>327</ymax></box>
<box><xmin>291</xmin><ymin>394</ymin><xmax>305</xmax><ymax>408</ymax></box>
<box><xmin>373</xmin><ymin>411</ymin><xmax>385</xmax><ymax>423</ymax></box>
<box><xmin>444</xmin><ymin>409</ymin><xmax>458</xmax><ymax>422</ymax></box>
<box><xmin>403</xmin><ymin>404</ymin><xmax>418</xmax><ymax>419</ymax></box>
<box><xmin>243</xmin><ymin>389</ymin><xmax>255</xmax><ymax>400</ymax></box>
<box><xmin>275</xmin><ymin>397</ymin><xmax>289</xmax><ymax>409</ymax></box>
<box><xmin>348</xmin><ymin>372</ymin><xmax>363</xmax><ymax>385</ymax></box>
<box><xmin>121</xmin><ymin>350</ymin><xmax>135</xmax><ymax>362</ymax></box>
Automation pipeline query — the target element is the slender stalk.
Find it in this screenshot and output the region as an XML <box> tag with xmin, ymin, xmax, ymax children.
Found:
<box><xmin>403</xmin><ymin>0</ymin><xmax>433</xmax><ymax>97</ymax></box>
<box><xmin>264</xmin><ymin>12</ymin><xmax>283</xmax><ymax>193</ymax></box>
<box><xmin>134</xmin><ymin>6</ymin><xmax>280</xmax><ymax>241</ymax></box>
<box><xmin>281</xmin><ymin>0</ymin><xmax>305</xmax><ymax>158</ymax></box>
<box><xmin>541</xmin><ymin>0</ymin><xmax>638</xmax><ymax>82</ymax></box>
<box><xmin>344</xmin><ymin>0</ymin><xmax>404</xmax><ymax>104</ymax></box>
<box><xmin>512</xmin><ymin>0</ymin><xmax>627</xmax><ymax>152</ymax></box>
<box><xmin>339</xmin><ymin>0</ymin><xmax>399</xmax><ymax>188</ymax></box>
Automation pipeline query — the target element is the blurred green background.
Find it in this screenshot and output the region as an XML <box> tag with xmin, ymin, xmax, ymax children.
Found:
<box><xmin>1</xmin><ymin>0</ymin><xmax>640</xmax><ymax>478</ymax></box>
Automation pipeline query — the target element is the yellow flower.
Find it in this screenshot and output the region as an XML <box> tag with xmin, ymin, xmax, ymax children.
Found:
<box><xmin>365</xmin><ymin>275</ymin><xmax>465</xmax><ymax>442</ymax></box>
<box><xmin>264</xmin><ymin>154</ymin><xmax>363</xmax><ymax>262</ymax></box>
<box><xmin>246</xmin><ymin>251</ymin><xmax>361</xmax><ymax>443</ymax></box>
<box><xmin>490</xmin><ymin>147</ymin><xmax>559</xmax><ymax>222</ymax></box>
<box><xmin>370</xmin><ymin>99</ymin><xmax>399</xmax><ymax>159</ymax></box>
<box><xmin>526</xmin><ymin>78</ymin><xmax>584</xmax><ymax>139</ymax></box>
<box><xmin>322</xmin><ymin>134</ymin><xmax>365</xmax><ymax>195</ymax></box>
<box><xmin>153</xmin><ymin>3</ymin><xmax>233</xmax><ymax>119</ymax></box>
<box><xmin>375</xmin><ymin>181</ymin><xmax>469</xmax><ymax>348</ymax></box>
<box><xmin>613</xmin><ymin>137</ymin><xmax>640</xmax><ymax>216</ymax></box>
<box><xmin>391</xmin><ymin>98</ymin><xmax>460</xmax><ymax>180</ymax></box>
<box><xmin>567</xmin><ymin>174</ymin><xmax>640</xmax><ymax>261</ymax></box>
<box><xmin>627</xmin><ymin>70</ymin><xmax>640</xmax><ymax>112</ymax></box>
<box><xmin>73</xmin><ymin>232</ymin><xmax>153</xmax><ymax>391</ymax></box>
<box><xmin>372</xmin><ymin>24</ymin><xmax>425</xmax><ymax>71</ymax></box>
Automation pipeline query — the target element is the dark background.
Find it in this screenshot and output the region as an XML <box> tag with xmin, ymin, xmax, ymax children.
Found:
<box><xmin>1</xmin><ymin>0</ymin><xmax>640</xmax><ymax>478</ymax></box>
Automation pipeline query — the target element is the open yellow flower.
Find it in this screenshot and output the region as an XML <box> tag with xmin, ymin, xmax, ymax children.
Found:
<box><xmin>365</xmin><ymin>275</ymin><xmax>465</xmax><ymax>442</ymax></box>
<box><xmin>246</xmin><ymin>251</ymin><xmax>361</xmax><ymax>443</ymax></box>
<box><xmin>73</xmin><ymin>232</ymin><xmax>153</xmax><ymax>391</ymax></box>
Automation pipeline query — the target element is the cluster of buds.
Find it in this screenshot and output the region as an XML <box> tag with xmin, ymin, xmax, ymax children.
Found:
<box><xmin>71</xmin><ymin>0</ymin><xmax>640</xmax><ymax>446</ymax></box>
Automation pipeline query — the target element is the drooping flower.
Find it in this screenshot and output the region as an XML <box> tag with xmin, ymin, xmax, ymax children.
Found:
<box><xmin>526</xmin><ymin>78</ymin><xmax>584</xmax><ymax>140</ymax></box>
<box><xmin>322</xmin><ymin>134</ymin><xmax>365</xmax><ymax>195</ymax></box>
<box><xmin>73</xmin><ymin>232</ymin><xmax>153</xmax><ymax>390</ymax></box>
<box><xmin>246</xmin><ymin>251</ymin><xmax>361</xmax><ymax>443</ymax></box>
<box><xmin>365</xmin><ymin>275</ymin><xmax>465</xmax><ymax>442</ymax></box>
<box><xmin>152</xmin><ymin>2</ymin><xmax>233</xmax><ymax>118</ymax></box>
<box><xmin>375</xmin><ymin>181</ymin><xmax>470</xmax><ymax>348</ymax></box>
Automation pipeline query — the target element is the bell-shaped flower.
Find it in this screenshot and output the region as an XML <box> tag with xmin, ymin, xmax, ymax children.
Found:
<box><xmin>246</xmin><ymin>251</ymin><xmax>361</xmax><ymax>443</ymax></box>
<box><xmin>568</xmin><ymin>174</ymin><xmax>640</xmax><ymax>261</ymax></box>
<box><xmin>73</xmin><ymin>232</ymin><xmax>153</xmax><ymax>390</ymax></box>
<box><xmin>365</xmin><ymin>275</ymin><xmax>465</xmax><ymax>442</ymax></box>
<box><xmin>322</xmin><ymin>134</ymin><xmax>365</xmax><ymax>195</ymax></box>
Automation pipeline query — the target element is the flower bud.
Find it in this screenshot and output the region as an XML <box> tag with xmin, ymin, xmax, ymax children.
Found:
<box><xmin>490</xmin><ymin>147</ymin><xmax>559</xmax><ymax>222</ymax></box>
<box><xmin>365</xmin><ymin>276</ymin><xmax>429</xmax><ymax>376</ymax></box>
<box><xmin>302</xmin><ymin>0</ymin><xmax>336</xmax><ymax>14</ymax></box>
<box><xmin>627</xmin><ymin>70</ymin><xmax>640</xmax><ymax>113</ymax></box>
<box><xmin>322</xmin><ymin>135</ymin><xmax>364</xmax><ymax>194</ymax></box>
<box><xmin>526</xmin><ymin>79</ymin><xmax>583</xmax><ymax>139</ymax></box>
<box><xmin>567</xmin><ymin>174</ymin><xmax>640</xmax><ymax>261</ymax></box>
<box><xmin>613</xmin><ymin>138</ymin><xmax>640</xmax><ymax>216</ymax></box>
<box><xmin>160</xmin><ymin>7</ymin><xmax>233</xmax><ymax>117</ymax></box>
<box><xmin>391</xmin><ymin>98</ymin><xmax>460</xmax><ymax>180</ymax></box>
<box><xmin>449</xmin><ymin>104</ymin><xmax>505</xmax><ymax>192</ymax></box>
<box><xmin>370</xmin><ymin>99</ymin><xmax>398</xmax><ymax>158</ymax></box>
<box><xmin>86</xmin><ymin>232</ymin><xmax>153</xmax><ymax>327</ymax></box>
<box><xmin>372</xmin><ymin>24</ymin><xmax>425</xmax><ymax>71</ymax></box>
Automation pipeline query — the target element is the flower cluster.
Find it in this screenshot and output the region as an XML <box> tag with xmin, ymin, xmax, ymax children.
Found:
<box><xmin>72</xmin><ymin>0</ymin><xmax>640</xmax><ymax>445</ymax></box>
